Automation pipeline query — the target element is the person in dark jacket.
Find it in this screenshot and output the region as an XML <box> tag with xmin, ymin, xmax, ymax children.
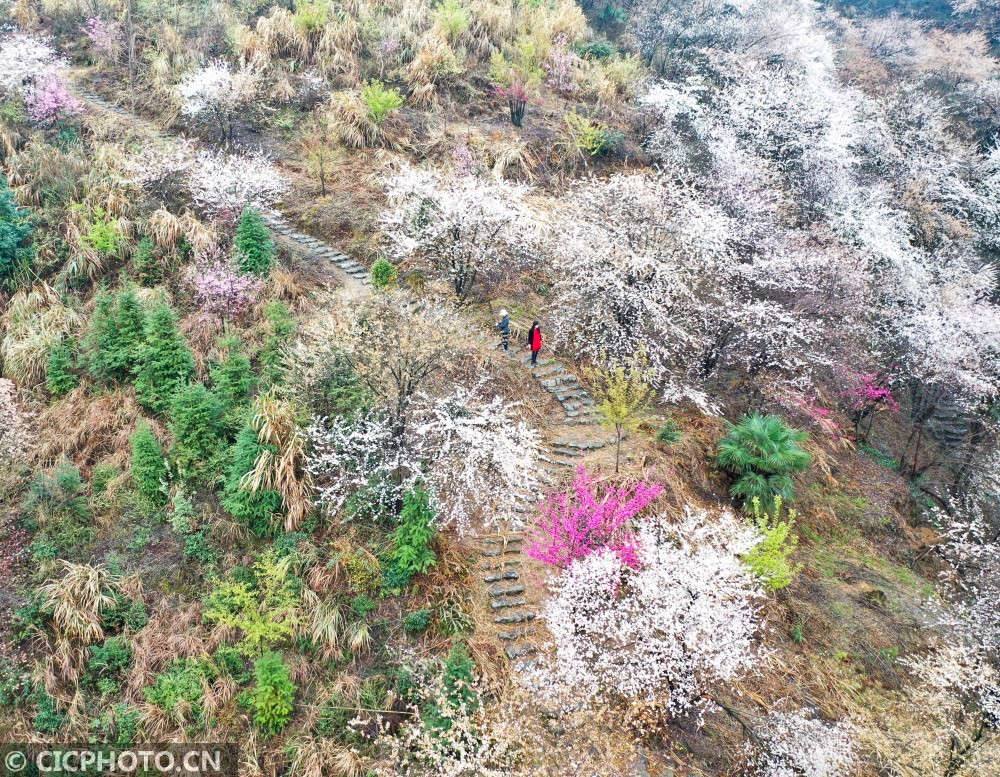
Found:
<box><xmin>527</xmin><ymin>320</ymin><xmax>542</xmax><ymax>366</ymax></box>
<box><xmin>497</xmin><ymin>309</ymin><xmax>510</xmax><ymax>352</ymax></box>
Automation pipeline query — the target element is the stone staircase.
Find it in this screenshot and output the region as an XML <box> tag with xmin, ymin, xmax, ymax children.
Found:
<box><xmin>507</xmin><ymin>346</ymin><xmax>601</xmax><ymax>426</ymax></box>
<box><xmin>477</xmin><ymin>532</ymin><xmax>539</xmax><ymax>663</ymax></box>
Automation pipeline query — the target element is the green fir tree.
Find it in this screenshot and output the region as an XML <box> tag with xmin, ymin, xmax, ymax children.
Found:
<box><xmin>45</xmin><ymin>339</ymin><xmax>78</xmax><ymax>398</ymax></box>
<box><xmin>234</xmin><ymin>209</ymin><xmax>276</xmax><ymax>276</ymax></box>
<box><xmin>168</xmin><ymin>383</ymin><xmax>227</xmax><ymax>482</ymax></box>
<box><xmin>130</xmin><ymin>423</ymin><xmax>168</xmax><ymax>506</ymax></box>
<box><xmin>135</xmin><ymin>305</ymin><xmax>195</xmax><ymax>414</ymax></box>
<box><xmin>221</xmin><ymin>424</ymin><xmax>282</xmax><ymax>536</ymax></box>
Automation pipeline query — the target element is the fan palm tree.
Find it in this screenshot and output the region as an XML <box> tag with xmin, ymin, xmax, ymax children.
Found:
<box><xmin>716</xmin><ymin>413</ymin><xmax>811</xmax><ymax>507</ymax></box>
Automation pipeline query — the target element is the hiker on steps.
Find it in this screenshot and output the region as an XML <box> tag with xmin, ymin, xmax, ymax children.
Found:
<box><xmin>527</xmin><ymin>320</ymin><xmax>543</xmax><ymax>366</ymax></box>
<box><xmin>497</xmin><ymin>309</ymin><xmax>510</xmax><ymax>352</ymax></box>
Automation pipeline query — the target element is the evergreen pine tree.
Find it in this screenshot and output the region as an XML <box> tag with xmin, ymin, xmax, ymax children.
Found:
<box><xmin>259</xmin><ymin>301</ymin><xmax>295</xmax><ymax>387</ymax></box>
<box><xmin>45</xmin><ymin>339</ymin><xmax>79</xmax><ymax>398</ymax></box>
<box><xmin>107</xmin><ymin>288</ymin><xmax>147</xmax><ymax>381</ymax></box>
<box><xmin>0</xmin><ymin>174</ymin><xmax>32</xmax><ymax>284</ymax></box>
<box><xmin>82</xmin><ymin>290</ymin><xmax>118</xmax><ymax>383</ymax></box>
<box><xmin>211</xmin><ymin>336</ymin><xmax>255</xmax><ymax>408</ymax></box>
<box><xmin>133</xmin><ymin>237</ymin><xmax>162</xmax><ymax>287</ymax></box>
<box><xmin>135</xmin><ymin>305</ymin><xmax>195</xmax><ymax>415</ymax></box>
<box><xmin>130</xmin><ymin>423</ymin><xmax>168</xmax><ymax>506</ymax></box>
<box><xmin>221</xmin><ymin>424</ymin><xmax>282</xmax><ymax>536</ymax></box>
<box><xmin>234</xmin><ymin>209</ymin><xmax>276</xmax><ymax>276</ymax></box>
<box><xmin>168</xmin><ymin>383</ymin><xmax>227</xmax><ymax>482</ymax></box>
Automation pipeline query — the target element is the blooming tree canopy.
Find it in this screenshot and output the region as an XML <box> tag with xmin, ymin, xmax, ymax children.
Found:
<box><xmin>381</xmin><ymin>165</ymin><xmax>537</xmax><ymax>300</ymax></box>
<box><xmin>178</xmin><ymin>60</ymin><xmax>260</xmax><ymax>142</ymax></box>
<box><xmin>188</xmin><ymin>150</ymin><xmax>289</xmax><ymax>217</ymax></box>
<box><xmin>533</xmin><ymin>508</ymin><xmax>764</xmax><ymax>713</ymax></box>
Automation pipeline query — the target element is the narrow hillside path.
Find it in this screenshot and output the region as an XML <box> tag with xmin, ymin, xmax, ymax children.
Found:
<box><xmin>71</xmin><ymin>81</ymin><xmax>614</xmax><ymax>667</ymax></box>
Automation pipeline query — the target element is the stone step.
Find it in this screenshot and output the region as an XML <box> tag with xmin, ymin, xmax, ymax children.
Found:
<box><xmin>484</xmin><ymin>570</ymin><xmax>519</xmax><ymax>583</ymax></box>
<box><xmin>494</xmin><ymin>610</ymin><xmax>536</xmax><ymax>624</ymax></box>
<box><xmin>506</xmin><ymin>643</ymin><xmax>538</xmax><ymax>660</ymax></box>
<box><xmin>552</xmin><ymin>438</ymin><xmax>607</xmax><ymax>450</ymax></box>
<box><xmin>498</xmin><ymin>627</ymin><xmax>535</xmax><ymax>641</ymax></box>
<box><xmin>481</xmin><ymin>560</ymin><xmax>522</xmax><ymax>571</ymax></box>
<box><xmin>490</xmin><ymin>597</ymin><xmax>527</xmax><ymax>610</ymax></box>
<box><xmin>549</xmin><ymin>445</ymin><xmax>585</xmax><ymax>457</ymax></box>
<box><xmin>339</xmin><ymin>260</ymin><xmax>360</xmax><ymax>269</ymax></box>
<box><xmin>482</xmin><ymin>536</ymin><xmax>522</xmax><ymax>546</ymax></box>
<box><xmin>540</xmin><ymin>454</ymin><xmax>577</xmax><ymax>468</ymax></box>
<box><xmin>481</xmin><ymin>547</ymin><xmax>520</xmax><ymax>558</ymax></box>
<box><xmin>487</xmin><ymin>584</ymin><xmax>525</xmax><ymax>598</ymax></box>
<box><xmin>532</xmin><ymin>364</ymin><xmax>563</xmax><ymax>378</ymax></box>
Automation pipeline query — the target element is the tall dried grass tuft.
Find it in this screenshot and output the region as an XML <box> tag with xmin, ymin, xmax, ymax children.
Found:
<box><xmin>289</xmin><ymin>737</ymin><xmax>364</xmax><ymax>777</ymax></box>
<box><xmin>1</xmin><ymin>284</ymin><xmax>81</xmax><ymax>387</ymax></box>
<box><xmin>242</xmin><ymin>390</ymin><xmax>314</xmax><ymax>531</ymax></box>
<box><xmin>126</xmin><ymin>601</ymin><xmax>215</xmax><ymax>702</ymax></box>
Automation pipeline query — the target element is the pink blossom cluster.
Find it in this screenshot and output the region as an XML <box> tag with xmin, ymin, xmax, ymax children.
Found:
<box><xmin>187</xmin><ymin>248</ymin><xmax>262</xmax><ymax>321</ymax></box>
<box><xmin>844</xmin><ymin>370</ymin><xmax>900</xmax><ymax>413</ymax></box>
<box><xmin>25</xmin><ymin>74</ymin><xmax>81</xmax><ymax>126</ymax></box>
<box><xmin>82</xmin><ymin>17</ymin><xmax>120</xmax><ymax>53</ymax></box>
<box><xmin>543</xmin><ymin>36</ymin><xmax>578</xmax><ymax>93</ymax></box>
<box><xmin>526</xmin><ymin>466</ymin><xmax>663</xmax><ymax>570</ymax></box>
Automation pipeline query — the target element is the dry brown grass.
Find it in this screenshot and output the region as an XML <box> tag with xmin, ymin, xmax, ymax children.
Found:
<box><xmin>1</xmin><ymin>283</ymin><xmax>82</xmax><ymax>388</ymax></box>
<box><xmin>36</xmin><ymin>386</ymin><xmax>155</xmax><ymax>469</ymax></box>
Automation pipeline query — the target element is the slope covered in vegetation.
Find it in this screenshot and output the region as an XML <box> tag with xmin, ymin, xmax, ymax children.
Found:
<box><xmin>0</xmin><ymin>0</ymin><xmax>998</xmax><ymax>774</ymax></box>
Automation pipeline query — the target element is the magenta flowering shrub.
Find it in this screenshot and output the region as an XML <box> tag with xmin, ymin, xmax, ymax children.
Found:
<box><xmin>25</xmin><ymin>74</ymin><xmax>82</xmax><ymax>126</ymax></box>
<box><xmin>187</xmin><ymin>249</ymin><xmax>262</xmax><ymax>321</ymax></box>
<box><xmin>844</xmin><ymin>370</ymin><xmax>900</xmax><ymax>414</ymax></box>
<box><xmin>543</xmin><ymin>36</ymin><xmax>578</xmax><ymax>93</ymax></box>
<box><xmin>526</xmin><ymin>466</ymin><xmax>663</xmax><ymax>569</ymax></box>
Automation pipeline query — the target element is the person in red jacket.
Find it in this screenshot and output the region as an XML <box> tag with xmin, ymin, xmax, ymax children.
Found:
<box><xmin>526</xmin><ymin>320</ymin><xmax>543</xmax><ymax>366</ymax></box>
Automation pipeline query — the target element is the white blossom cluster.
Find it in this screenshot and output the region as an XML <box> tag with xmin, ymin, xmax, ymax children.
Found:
<box><xmin>749</xmin><ymin>707</ymin><xmax>860</xmax><ymax>777</ymax></box>
<box><xmin>381</xmin><ymin>165</ymin><xmax>538</xmax><ymax>299</ymax></box>
<box><xmin>531</xmin><ymin>508</ymin><xmax>765</xmax><ymax>714</ymax></box>
<box><xmin>414</xmin><ymin>384</ymin><xmax>542</xmax><ymax>532</ymax></box>
<box><xmin>187</xmin><ymin>150</ymin><xmax>289</xmax><ymax>216</ymax></box>
<box><xmin>0</xmin><ymin>28</ymin><xmax>64</xmax><ymax>96</ymax></box>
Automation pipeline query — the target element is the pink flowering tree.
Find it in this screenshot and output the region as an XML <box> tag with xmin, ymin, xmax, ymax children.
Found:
<box><xmin>491</xmin><ymin>81</ymin><xmax>530</xmax><ymax>127</ymax></box>
<box><xmin>543</xmin><ymin>36</ymin><xmax>579</xmax><ymax>93</ymax></box>
<box><xmin>82</xmin><ymin>17</ymin><xmax>121</xmax><ymax>58</ymax></box>
<box><xmin>186</xmin><ymin>247</ymin><xmax>262</xmax><ymax>322</ymax></box>
<box><xmin>24</xmin><ymin>74</ymin><xmax>82</xmax><ymax>126</ymax></box>
<box><xmin>526</xmin><ymin>466</ymin><xmax>663</xmax><ymax>569</ymax></box>
<box><xmin>843</xmin><ymin>369</ymin><xmax>899</xmax><ymax>440</ymax></box>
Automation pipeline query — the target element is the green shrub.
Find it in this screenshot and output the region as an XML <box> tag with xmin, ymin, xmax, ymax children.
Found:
<box><xmin>0</xmin><ymin>174</ymin><xmax>33</xmax><ymax>284</ymax></box>
<box><xmin>249</xmin><ymin>652</ymin><xmax>296</xmax><ymax>735</ymax></box>
<box><xmin>403</xmin><ymin>609</ymin><xmax>431</xmax><ymax>634</ymax></box>
<box><xmin>303</xmin><ymin>347</ymin><xmax>371</xmax><ymax>418</ymax></box>
<box><xmin>370</xmin><ymin>257</ymin><xmax>398</xmax><ymax>289</ymax></box>
<box><xmin>46</xmin><ymin>338</ymin><xmax>78</xmax><ymax>397</ymax></box>
<box><xmin>144</xmin><ymin>659</ymin><xmax>212</xmax><ymax>721</ymax></box>
<box><xmin>135</xmin><ymin>305</ymin><xmax>195</xmax><ymax>414</ymax></box>
<box><xmin>168</xmin><ymin>383</ymin><xmax>228</xmax><ymax>482</ymax></box>
<box><xmin>81</xmin><ymin>207</ymin><xmax>124</xmax><ymax>256</ymax></box>
<box><xmin>213</xmin><ymin>645</ymin><xmax>251</xmax><ymax>683</ymax></box>
<box><xmin>564</xmin><ymin>112</ymin><xmax>624</xmax><ymax>157</ymax></box>
<box><xmin>130</xmin><ymin>423</ymin><xmax>168</xmax><ymax>506</ymax></box>
<box><xmin>573</xmin><ymin>39</ymin><xmax>616</xmax><ymax>60</ymax></box>
<box><xmin>655</xmin><ymin>419</ymin><xmax>682</xmax><ymax>446</ymax></box>
<box><xmin>33</xmin><ymin>691</ymin><xmax>66</xmax><ymax>733</ymax></box>
<box><xmin>391</xmin><ymin>485</ymin><xmax>437</xmax><ymax>579</ymax></box>
<box><xmin>0</xmin><ymin>660</ymin><xmax>33</xmax><ymax>707</ymax></box>
<box><xmin>716</xmin><ymin>413</ymin><xmax>812</xmax><ymax>507</ymax></box>
<box><xmin>101</xmin><ymin>592</ymin><xmax>149</xmax><ymax>633</ymax></box>
<box><xmin>293</xmin><ymin>0</ymin><xmax>329</xmax><ymax>33</ymax></box>
<box><xmin>133</xmin><ymin>236</ymin><xmax>162</xmax><ymax>286</ymax></box>
<box><xmin>203</xmin><ymin>550</ymin><xmax>301</xmax><ymax>654</ymax></box>
<box><xmin>222</xmin><ymin>424</ymin><xmax>282</xmax><ymax>536</ymax></box>
<box><xmin>106</xmin><ymin>702</ymin><xmax>141</xmax><ymax>745</ymax></box>
<box><xmin>211</xmin><ymin>336</ymin><xmax>255</xmax><ymax>409</ymax></box>
<box><xmin>741</xmin><ymin>497</ymin><xmax>802</xmax><ymax>591</ymax></box>
<box><xmin>351</xmin><ymin>594</ymin><xmax>376</xmax><ymax>618</ymax></box>
<box><xmin>316</xmin><ymin>692</ymin><xmax>352</xmax><ymax>737</ymax></box>
<box><xmin>360</xmin><ymin>81</ymin><xmax>404</xmax><ymax>124</ymax></box>
<box><xmin>433</xmin><ymin>0</ymin><xmax>469</xmax><ymax>41</ymax></box>
<box><xmin>23</xmin><ymin>459</ymin><xmax>92</xmax><ymax>555</ymax></box>
<box><xmin>235</xmin><ymin>208</ymin><xmax>276</xmax><ymax>276</ymax></box>
<box><xmin>424</xmin><ymin>642</ymin><xmax>478</xmax><ymax>732</ymax></box>
<box><xmin>88</xmin><ymin>636</ymin><xmax>133</xmax><ymax>678</ymax></box>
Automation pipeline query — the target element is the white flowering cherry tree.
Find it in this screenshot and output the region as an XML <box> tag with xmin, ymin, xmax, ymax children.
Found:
<box><xmin>381</xmin><ymin>165</ymin><xmax>537</xmax><ymax>301</ymax></box>
<box><xmin>178</xmin><ymin>60</ymin><xmax>261</xmax><ymax>143</ymax></box>
<box><xmin>414</xmin><ymin>385</ymin><xmax>542</xmax><ymax>532</ymax></box>
<box><xmin>187</xmin><ymin>150</ymin><xmax>289</xmax><ymax>217</ymax></box>
<box><xmin>532</xmin><ymin>508</ymin><xmax>765</xmax><ymax>714</ymax></box>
